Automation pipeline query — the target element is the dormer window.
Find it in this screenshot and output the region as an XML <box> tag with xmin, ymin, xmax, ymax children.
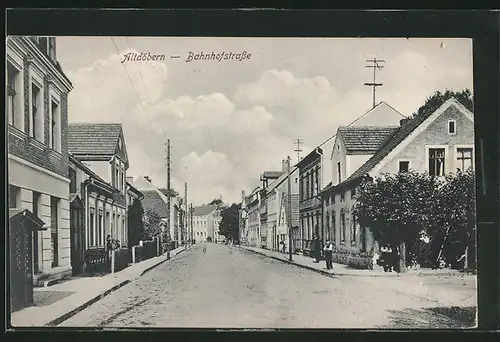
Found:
<box><xmin>448</xmin><ymin>120</ymin><xmax>456</xmax><ymax>135</ymax></box>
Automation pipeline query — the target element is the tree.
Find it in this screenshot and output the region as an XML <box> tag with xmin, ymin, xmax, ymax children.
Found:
<box><xmin>434</xmin><ymin>169</ymin><xmax>476</xmax><ymax>269</ymax></box>
<box><xmin>354</xmin><ymin>171</ymin><xmax>443</xmax><ymax>272</ymax></box>
<box><xmin>411</xmin><ymin>89</ymin><xmax>473</xmax><ymax>120</ymax></box>
<box><xmin>127</xmin><ymin>198</ymin><xmax>144</xmax><ymax>248</ymax></box>
<box><xmin>219</xmin><ymin>203</ymin><xmax>241</xmax><ymax>241</ymax></box>
<box><xmin>143</xmin><ymin>209</ymin><xmax>163</xmax><ymax>240</ymax></box>
<box><xmin>209</xmin><ymin>198</ymin><xmax>223</xmax><ymax>206</ymax></box>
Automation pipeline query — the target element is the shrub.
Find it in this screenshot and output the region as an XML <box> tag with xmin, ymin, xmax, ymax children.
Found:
<box><xmin>347</xmin><ymin>256</ymin><xmax>373</xmax><ymax>270</ymax></box>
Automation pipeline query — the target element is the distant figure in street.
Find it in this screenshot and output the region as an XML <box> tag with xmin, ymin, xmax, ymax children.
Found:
<box><xmin>203</xmin><ymin>244</ymin><xmax>207</xmax><ymax>253</ymax></box>
<box><xmin>323</xmin><ymin>240</ymin><xmax>334</xmax><ymax>270</ymax></box>
<box><xmin>106</xmin><ymin>235</ymin><xmax>113</xmax><ymax>258</ymax></box>
<box><xmin>313</xmin><ymin>234</ymin><xmax>321</xmax><ymax>263</ymax></box>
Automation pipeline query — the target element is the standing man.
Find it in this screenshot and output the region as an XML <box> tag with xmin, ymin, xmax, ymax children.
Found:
<box><xmin>323</xmin><ymin>240</ymin><xmax>334</xmax><ymax>270</ymax></box>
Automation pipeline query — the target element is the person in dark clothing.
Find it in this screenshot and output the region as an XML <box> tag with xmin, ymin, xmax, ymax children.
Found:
<box><xmin>106</xmin><ymin>235</ymin><xmax>113</xmax><ymax>258</ymax></box>
<box><xmin>323</xmin><ymin>240</ymin><xmax>334</xmax><ymax>270</ymax></box>
<box><xmin>313</xmin><ymin>235</ymin><xmax>321</xmax><ymax>263</ymax></box>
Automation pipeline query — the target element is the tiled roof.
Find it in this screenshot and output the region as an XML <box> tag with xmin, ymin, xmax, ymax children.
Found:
<box><xmin>193</xmin><ymin>204</ymin><xmax>218</xmax><ymax>216</ymax></box>
<box><xmin>338</xmin><ymin>126</ymin><xmax>399</xmax><ymax>154</ymax></box>
<box><xmin>68</xmin><ymin>123</ymin><xmax>122</xmax><ymax>156</ymax></box>
<box><xmin>341</xmin><ymin>99</ymin><xmax>463</xmax><ymax>186</ymax></box>
<box><xmin>262</xmin><ymin>171</ymin><xmax>283</xmax><ymax>179</ymax></box>
<box><xmin>141</xmin><ymin>190</ymin><xmax>169</xmax><ymax>218</ymax></box>
<box><xmin>158</xmin><ymin>188</ymin><xmax>179</xmax><ymax>198</ymax></box>
<box><xmin>267</xmin><ymin>166</ymin><xmax>298</xmax><ymax>193</ymax></box>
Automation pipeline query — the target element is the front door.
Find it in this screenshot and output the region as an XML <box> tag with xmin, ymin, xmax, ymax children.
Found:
<box><xmin>70</xmin><ymin>208</ymin><xmax>85</xmax><ymax>275</ymax></box>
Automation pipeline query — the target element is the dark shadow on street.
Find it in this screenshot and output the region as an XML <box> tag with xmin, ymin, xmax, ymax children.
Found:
<box><xmin>379</xmin><ymin>306</ymin><xmax>476</xmax><ymax>329</ymax></box>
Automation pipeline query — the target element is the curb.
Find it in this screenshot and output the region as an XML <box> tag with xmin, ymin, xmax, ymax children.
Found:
<box><xmin>140</xmin><ymin>247</ymin><xmax>189</xmax><ymax>276</ymax></box>
<box><xmin>241</xmin><ymin>247</ymin><xmax>467</xmax><ymax>278</ymax></box>
<box><xmin>44</xmin><ymin>280</ymin><xmax>131</xmax><ymax>327</ymax></box>
<box><xmin>47</xmin><ymin>247</ymin><xmax>192</xmax><ymax>327</ymax></box>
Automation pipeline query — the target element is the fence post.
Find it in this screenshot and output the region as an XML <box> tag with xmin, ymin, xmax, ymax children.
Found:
<box><xmin>132</xmin><ymin>246</ymin><xmax>136</xmax><ymax>263</ymax></box>
<box><xmin>139</xmin><ymin>240</ymin><xmax>143</xmax><ymax>247</ymax></box>
<box><xmin>157</xmin><ymin>237</ymin><xmax>160</xmax><ymax>256</ymax></box>
<box><xmin>111</xmin><ymin>250</ymin><xmax>115</xmax><ymax>274</ymax></box>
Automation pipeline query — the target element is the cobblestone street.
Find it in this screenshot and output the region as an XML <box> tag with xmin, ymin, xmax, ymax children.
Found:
<box><xmin>60</xmin><ymin>244</ymin><xmax>476</xmax><ymax>329</ymax></box>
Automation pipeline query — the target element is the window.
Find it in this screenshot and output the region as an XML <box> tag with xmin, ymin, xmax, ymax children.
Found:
<box><xmin>325</xmin><ymin>214</ymin><xmax>330</xmax><ymax>240</ymax></box>
<box><xmin>351</xmin><ymin>213</ymin><xmax>357</xmax><ymax>246</ymax></box>
<box><xmin>113</xmin><ymin>213</ymin><xmax>117</xmax><ymax>238</ymax></box>
<box><xmin>337</xmin><ymin>162</ymin><xmax>341</xmax><ymax>183</ymax></box>
<box><xmin>340</xmin><ymin>192</ymin><xmax>345</xmax><ymax>202</ymax></box>
<box><xmin>50</xmin><ymin>99</ymin><xmax>61</xmax><ymax>151</ymax></box>
<box><xmin>98</xmin><ymin>210</ymin><xmax>104</xmax><ymax>246</ymax></box>
<box><xmin>51</xmin><ymin>197</ymin><xmax>59</xmax><ymax>267</ymax></box>
<box><xmin>399</xmin><ymin>161</ymin><xmax>410</xmax><ymax>173</ymax></box>
<box><xmin>340</xmin><ymin>211</ymin><xmax>346</xmax><ymax>242</ymax></box>
<box><xmin>429</xmin><ymin>148</ymin><xmax>446</xmax><ymax>176</ymax></box>
<box><xmin>69</xmin><ymin>168</ymin><xmax>77</xmax><ymax>193</ymax></box>
<box><xmin>89</xmin><ymin>209</ymin><xmax>95</xmax><ymax>247</ymax></box>
<box><xmin>7</xmin><ymin>63</ymin><xmax>20</xmax><ymax>128</ymax></box>
<box><xmin>9</xmin><ymin>185</ymin><xmax>20</xmax><ymax>208</ymax></box>
<box><xmin>457</xmin><ymin>148</ymin><xmax>473</xmax><ymax>172</ymax></box>
<box><xmin>331</xmin><ymin>212</ymin><xmax>336</xmax><ymax>243</ymax></box>
<box><xmin>448</xmin><ymin>120</ymin><xmax>456</xmax><ymax>135</ymax></box>
<box><xmin>30</xmin><ymin>83</ymin><xmax>44</xmax><ymax>141</ymax></box>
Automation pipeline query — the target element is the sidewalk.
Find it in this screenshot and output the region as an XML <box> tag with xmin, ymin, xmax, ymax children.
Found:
<box><xmin>10</xmin><ymin>246</ymin><xmax>189</xmax><ymax>327</ymax></box>
<box><xmin>240</xmin><ymin>245</ymin><xmax>468</xmax><ymax>278</ymax></box>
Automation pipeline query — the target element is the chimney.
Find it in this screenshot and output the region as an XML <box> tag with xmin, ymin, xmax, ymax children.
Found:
<box><xmin>282</xmin><ymin>160</ymin><xmax>287</xmax><ymax>173</ymax></box>
<box><xmin>144</xmin><ymin>176</ymin><xmax>151</xmax><ymax>183</ymax></box>
<box><xmin>400</xmin><ymin>118</ymin><xmax>411</xmax><ymax>126</ymax></box>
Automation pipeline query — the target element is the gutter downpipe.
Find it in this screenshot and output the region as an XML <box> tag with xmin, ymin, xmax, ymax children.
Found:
<box><xmin>82</xmin><ymin>179</ymin><xmax>92</xmax><ymax>271</ymax></box>
<box><xmin>317</xmin><ymin>148</ymin><xmax>325</xmax><ymax>248</ymax></box>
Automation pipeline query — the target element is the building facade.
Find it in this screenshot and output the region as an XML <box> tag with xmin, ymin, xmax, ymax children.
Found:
<box><xmin>297</xmin><ymin>147</ymin><xmax>324</xmax><ymax>256</ymax></box>
<box><xmin>7</xmin><ymin>36</ymin><xmax>73</xmax><ymax>282</ymax></box>
<box><xmin>265</xmin><ymin>165</ymin><xmax>299</xmax><ymax>251</ymax></box>
<box><xmin>68</xmin><ymin>124</ymin><xmax>130</xmax><ymax>248</ymax></box>
<box><xmin>322</xmin><ymin>98</ymin><xmax>475</xmax><ymax>262</ymax></box>
<box><xmin>193</xmin><ymin>205</ymin><xmax>218</xmax><ymax>243</ymax></box>
<box><xmin>246</xmin><ymin>188</ymin><xmax>261</xmax><ymax>247</ymax></box>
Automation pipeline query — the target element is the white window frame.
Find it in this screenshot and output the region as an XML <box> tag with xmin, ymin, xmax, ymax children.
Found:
<box><xmin>454</xmin><ymin>144</ymin><xmax>474</xmax><ymax>173</ymax></box>
<box><xmin>397</xmin><ymin>159</ymin><xmax>411</xmax><ymax>173</ymax></box>
<box><xmin>425</xmin><ymin>145</ymin><xmax>450</xmax><ymax>177</ymax></box>
<box><xmin>7</xmin><ymin>55</ymin><xmax>25</xmax><ymax>131</ymax></box>
<box><xmin>49</xmin><ymin>85</ymin><xmax>62</xmax><ymax>152</ymax></box>
<box><xmin>448</xmin><ymin>119</ymin><xmax>457</xmax><ymax>136</ymax></box>
<box><xmin>28</xmin><ymin>63</ymin><xmax>45</xmax><ymax>144</ymax></box>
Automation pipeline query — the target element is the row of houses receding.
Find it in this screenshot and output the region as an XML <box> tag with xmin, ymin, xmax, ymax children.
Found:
<box><xmin>239</xmin><ymin>99</ymin><xmax>475</xmax><ymax>264</ymax></box>
<box><xmin>7</xmin><ymin>36</ymin><xmax>185</xmax><ymax>299</ymax></box>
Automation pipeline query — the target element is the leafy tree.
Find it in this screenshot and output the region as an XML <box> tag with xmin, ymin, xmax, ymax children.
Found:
<box><xmin>143</xmin><ymin>208</ymin><xmax>163</xmax><ymax>240</ymax></box>
<box><xmin>354</xmin><ymin>171</ymin><xmax>443</xmax><ymax>271</ymax></box>
<box><xmin>434</xmin><ymin>169</ymin><xmax>476</xmax><ymax>268</ymax></box>
<box><xmin>127</xmin><ymin>198</ymin><xmax>144</xmax><ymax>248</ymax></box>
<box><xmin>411</xmin><ymin>89</ymin><xmax>473</xmax><ymax>120</ymax></box>
<box><xmin>209</xmin><ymin>198</ymin><xmax>223</xmax><ymax>206</ymax></box>
<box><xmin>219</xmin><ymin>203</ymin><xmax>241</xmax><ymax>241</ymax></box>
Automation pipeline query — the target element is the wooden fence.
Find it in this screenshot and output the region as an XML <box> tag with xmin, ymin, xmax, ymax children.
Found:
<box><xmin>131</xmin><ymin>237</ymin><xmax>161</xmax><ymax>264</ymax></box>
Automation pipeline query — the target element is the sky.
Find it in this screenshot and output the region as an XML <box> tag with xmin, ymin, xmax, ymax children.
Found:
<box><xmin>56</xmin><ymin>37</ymin><xmax>473</xmax><ymax>206</ymax></box>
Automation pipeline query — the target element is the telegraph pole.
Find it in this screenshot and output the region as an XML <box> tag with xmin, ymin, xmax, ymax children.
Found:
<box><xmin>184</xmin><ymin>182</ymin><xmax>188</xmax><ymax>248</ymax></box>
<box><xmin>293</xmin><ymin>139</ymin><xmax>303</xmax><ymax>163</ymax></box>
<box><xmin>190</xmin><ymin>204</ymin><xmax>194</xmax><ymax>245</ymax></box>
<box><xmin>364</xmin><ymin>58</ymin><xmax>385</xmax><ymax>108</ymax></box>
<box><xmin>287</xmin><ymin>156</ymin><xmax>293</xmax><ymax>261</ymax></box>
<box><xmin>166</xmin><ymin>139</ymin><xmax>171</xmax><ymax>248</ymax></box>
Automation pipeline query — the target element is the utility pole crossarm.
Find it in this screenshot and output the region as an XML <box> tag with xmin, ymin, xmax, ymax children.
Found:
<box><xmin>364</xmin><ymin>57</ymin><xmax>385</xmax><ymax>109</ymax></box>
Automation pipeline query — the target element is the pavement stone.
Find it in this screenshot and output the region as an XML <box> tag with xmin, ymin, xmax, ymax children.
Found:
<box><xmin>10</xmin><ymin>246</ymin><xmax>188</xmax><ymax>328</ymax></box>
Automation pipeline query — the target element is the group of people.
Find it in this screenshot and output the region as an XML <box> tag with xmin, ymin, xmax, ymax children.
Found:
<box><xmin>311</xmin><ymin>235</ymin><xmax>334</xmax><ymax>270</ymax></box>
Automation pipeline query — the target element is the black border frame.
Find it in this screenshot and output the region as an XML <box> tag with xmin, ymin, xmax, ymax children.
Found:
<box><xmin>4</xmin><ymin>8</ymin><xmax>500</xmax><ymax>338</ymax></box>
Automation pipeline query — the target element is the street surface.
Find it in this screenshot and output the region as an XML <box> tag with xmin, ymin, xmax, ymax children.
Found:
<box><xmin>61</xmin><ymin>244</ymin><xmax>476</xmax><ymax>329</ymax></box>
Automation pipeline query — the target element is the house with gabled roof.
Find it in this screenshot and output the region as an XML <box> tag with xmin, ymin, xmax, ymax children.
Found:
<box><xmin>132</xmin><ymin>176</ymin><xmax>182</xmax><ymax>247</ymax></box>
<box><xmin>193</xmin><ymin>204</ymin><xmax>219</xmax><ymax>243</ymax></box>
<box><xmin>68</xmin><ymin>123</ymin><xmax>131</xmax><ymax>274</ymax></box>
<box><xmin>320</xmin><ymin>97</ymin><xmax>475</xmax><ymax>263</ymax></box>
